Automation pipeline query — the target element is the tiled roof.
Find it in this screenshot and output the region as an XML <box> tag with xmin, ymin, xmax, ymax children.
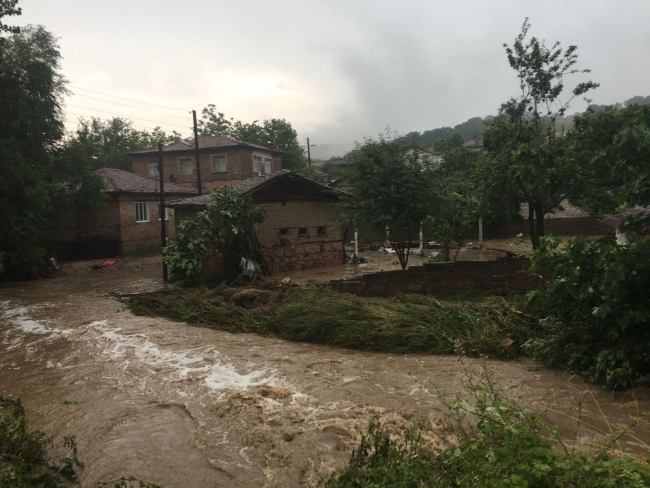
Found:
<box><xmin>167</xmin><ymin>170</ymin><xmax>340</xmax><ymax>207</ymax></box>
<box><xmin>96</xmin><ymin>168</ymin><xmax>196</xmax><ymax>194</ymax></box>
<box><xmin>129</xmin><ymin>135</ymin><xmax>284</xmax><ymax>155</ymax></box>
<box><xmin>600</xmin><ymin>206</ymin><xmax>650</xmax><ymax>228</ymax></box>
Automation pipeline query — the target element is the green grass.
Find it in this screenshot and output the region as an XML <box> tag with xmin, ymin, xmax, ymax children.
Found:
<box><xmin>127</xmin><ymin>286</ymin><xmax>535</xmax><ymax>358</ymax></box>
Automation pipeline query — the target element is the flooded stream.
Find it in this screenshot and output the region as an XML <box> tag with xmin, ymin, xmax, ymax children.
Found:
<box><xmin>1</xmin><ymin>257</ymin><xmax>649</xmax><ymax>487</ymax></box>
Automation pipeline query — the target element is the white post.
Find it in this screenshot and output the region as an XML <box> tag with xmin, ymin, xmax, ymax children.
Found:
<box><xmin>354</xmin><ymin>228</ymin><xmax>359</xmax><ymax>258</ymax></box>
<box><xmin>418</xmin><ymin>224</ymin><xmax>424</xmax><ymax>255</ymax></box>
<box><xmin>478</xmin><ymin>216</ymin><xmax>483</xmax><ymax>249</ymax></box>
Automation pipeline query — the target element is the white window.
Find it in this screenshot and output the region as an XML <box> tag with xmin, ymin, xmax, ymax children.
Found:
<box><xmin>135</xmin><ymin>202</ymin><xmax>149</xmax><ymax>223</ymax></box>
<box><xmin>157</xmin><ymin>203</ymin><xmax>171</xmax><ymax>221</ymax></box>
<box><xmin>211</xmin><ymin>154</ymin><xmax>226</xmax><ymax>173</ymax></box>
<box><xmin>263</xmin><ymin>158</ymin><xmax>272</xmax><ymax>174</ymax></box>
<box><xmin>179</xmin><ymin>157</ymin><xmax>193</xmax><ymax>175</ymax></box>
<box><xmin>148</xmin><ymin>161</ymin><xmax>159</xmax><ymax>177</ymax></box>
<box><xmin>253</xmin><ymin>156</ymin><xmax>262</xmax><ymax>175</ymax></box>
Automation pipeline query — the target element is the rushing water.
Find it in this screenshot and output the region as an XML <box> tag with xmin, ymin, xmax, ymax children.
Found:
<box><xmin>1</xmin><ymin>257</ymin><xmax>649</xmax><ymax>487</ymax></box>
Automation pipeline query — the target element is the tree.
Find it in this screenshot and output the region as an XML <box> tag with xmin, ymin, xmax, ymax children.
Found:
<box><xmin>163</xmin><ymin>188</ymin><xmax>267</xmax><ymax>285</ymax></box>
<box><xmin>63</xmin><ymin>116</ymin><xmax>181</xmax><ymax>171</ymax></box>
<box><xmin>0</xmin><ymin>0</ymin><xmax>20</xmax><ymax>35</ymax></box>
<box><xmin>432</xmin><ymin>132</ymin><xmax>464</xmax><ymax>153</ymax></box>
<box><xmin>567</xmin><ymin>104</ymin><xmax>650</xmax><ymax>216</ymax></box>
<box><xmin>481</xmin><ymin>19</ymin><xmax>598</xmax><ymax>248</ymax></box>
<box><xmin>341</xmin><ymin>133</ymin><xmax>436</xmax><ymax>269</ymax></box>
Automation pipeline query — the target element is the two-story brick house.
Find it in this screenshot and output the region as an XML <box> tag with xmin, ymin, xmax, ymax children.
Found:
<box><xmin>129</xmin><ymin>135</ymin><xmax>284</xmax><ymax>191</ymax></box>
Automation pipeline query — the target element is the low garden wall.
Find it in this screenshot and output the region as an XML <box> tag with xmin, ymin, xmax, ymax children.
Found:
<box><xmin>321</xmin><ymin>259</ymin><xmax>538</xmax><ymax>296</ymax></box>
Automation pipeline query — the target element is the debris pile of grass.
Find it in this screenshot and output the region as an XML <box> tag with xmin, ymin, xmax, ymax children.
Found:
<box><xmin>266</xmin><ymin>288</ymin><xmax>532</xmax><ymax>357</ymax></box>
<box><xmin>128</xmin><ymin>287</ymin><xmax>264</xmax><ymax>334</ymax></box>
<box><xmin>128</xmin><ymin>286</ymin><xmax>534</xmax><ymax>358</ymax></box>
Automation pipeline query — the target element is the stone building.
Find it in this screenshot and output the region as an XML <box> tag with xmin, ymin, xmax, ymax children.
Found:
<box><xmin>50</xmin><ymin>168</ymin><xmax>195</xmax><ymax>260</ymax></box>
<box><xmin>129</xmin><ymin>135</ymin><xmax>284</xmax><ymax>192</ymax></box>
<box><xmin>167</xmin><ymin>170</ymin><xmax>345</xmax><ymax>273</ymax></box>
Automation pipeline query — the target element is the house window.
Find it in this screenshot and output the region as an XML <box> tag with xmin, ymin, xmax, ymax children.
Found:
<box><xmin>135</xmin><ymin>202</ymin><xmax>149</xmax><ymax>223</ymax></box>
<box><xmin>279</xmin><ymin>228</ymin><xmax>289</xmax><ymax>235</ymax></box>
<box><xmin>317</xmin><ymin>226</ymin><xmax>327</xmax><ymax>235</ymax></box>
<box><xmin>148</xmin><ymin>161</ymin><xmax>159</xmax><ymax>177</ymax></box>
<box><xmin>211</xmin><ymin>154</ymin><xmax>226</xmax><ymax>173</ymax></box>
<box><xmin>179</xmin><ymin>157</ymin><xmax>193</xmax><ymax>175</ymax></box>
<box><xmin>299</xmin><ymin>227</ymin><xmax>308</xmax><ymax>236</ymax></box>
<box><xmin>157</xmin><ymin>203</ymin><xmax>170</xmax><ymax>221</ymax></box>
<box><xmin>253</xmin><ymin>156</ymin><xmax>262</xmax><ymax>175</ymax></box>
<box><xmin>263</xmin><ymin>158</ymin><xmax>272</xmax><ymax>174</ymax></box>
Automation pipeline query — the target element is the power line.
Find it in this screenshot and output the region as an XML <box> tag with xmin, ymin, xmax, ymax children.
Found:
<box><xmin>65</xmin><ymin>103</ymin><xmax>192</xmax><ymax>129</ymax></box>
<box><xmin>70</xmin><ymin>92</ymin><xmax>191</xmax><ymax>119</ymax></box>
<box><xmin>68</xmin><ymin>85</ymin><xmax>188</xmax><ymax>112</ymax></box>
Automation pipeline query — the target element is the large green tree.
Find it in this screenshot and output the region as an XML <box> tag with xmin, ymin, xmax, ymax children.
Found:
<box><xmin>63</xmin><ymin>116</ymin><xmax>182</xmax><ymax>171</ymax></box>
<box><xmin>481</xmin><ymin>19</ymin><xmax>598</xmax><ymax>248</ymax></box>
<box><xmin>341</xmin><ymin>134</ymin><xmax>436</xmax><ymax>269</ymax></box>
<box><xmin>0</xmin><ymin>6</ymin><xmax>103</xmax><ymax>278</ymax></box>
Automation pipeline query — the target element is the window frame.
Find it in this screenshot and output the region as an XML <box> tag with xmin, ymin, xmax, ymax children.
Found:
<box><xmin>157</xmin><ymin>203</ymin><xmax>171</xmax><ymax>221</ymax></box>
<box><xmin>211</xmin><ymin>154</ymin><xmax>227</xmax><ymax>173</ymax></box>
<box><xmin>135</xmin><ymin>202</ymin><xmax>150</xmax><ymax>223</ymax></box>
<box><xmin>253</xmin><ymin>155</ymin><xmax>263</xmax><ymax>175</ymax></box>
<box><xmin>263</xmin><ymin>157</ymin><xmax>272</xmax><ymax>175</ymax></box>
<box><xmin>178</xmin><ymin>157</ymin><xmax>193</xmax><ymax>175</ymax></box>
<box><xmin>148</xmin><ymin>161</ymin><xmax>159</xmax><ymax>177</ymax></box>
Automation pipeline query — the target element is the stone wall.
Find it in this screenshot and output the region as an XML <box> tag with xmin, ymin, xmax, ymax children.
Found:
<box><xmin>326</xmin><ymin>259</ymin><xmax>537</xmax><ymax>296</ymax></box>
<box><xmin>131</xmin><ymin>149</ymin><xmax>282</xmax><ymax>191</ymax></box>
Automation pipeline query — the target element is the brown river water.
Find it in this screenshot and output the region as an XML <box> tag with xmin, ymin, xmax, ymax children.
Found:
<box><xmin>1</xmin><ymin>257</ymin><xmax>649</xmax><ymax>487</ymax></box>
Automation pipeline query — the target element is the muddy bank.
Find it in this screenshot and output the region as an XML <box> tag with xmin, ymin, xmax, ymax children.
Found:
<box><xmin>1</xmin><ymin>257</ymin><xmax>649</xmax><ymax>487</ymax></box>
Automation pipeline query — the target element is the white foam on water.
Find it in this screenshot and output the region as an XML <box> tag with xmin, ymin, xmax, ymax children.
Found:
<box><xmin>0</xmin><ymin>303</ymin><xmax>70</xmax><ymax>340</ymax></box>
<box><xmin>86</xmin><ymin>320</ymin><xmax>275</xmax><ymax>393</ymax></box>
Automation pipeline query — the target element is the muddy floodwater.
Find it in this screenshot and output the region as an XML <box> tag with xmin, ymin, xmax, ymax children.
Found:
<box><xmin>1</xmin><ymin>257</ymin><xmax>649</xmax><ymax>487</ymax></box>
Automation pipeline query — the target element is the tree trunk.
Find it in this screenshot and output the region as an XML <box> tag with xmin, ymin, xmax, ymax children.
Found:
<box><xmin>534</xmin><ymin>201</ymin><xmax>545</xmax><ymax>246</ymax></box>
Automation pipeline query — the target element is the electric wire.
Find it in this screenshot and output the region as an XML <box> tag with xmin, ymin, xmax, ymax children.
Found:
<box><xmin>70</xmin><ymin>92</ymin><xmax>191</xmax><ymax>119</ymax></box>
<box><xmin>68</xmin><ymin>85</ymin><xmax>187</xmax><ymax>112</ymax></box>
<box><xmin>65</xmin><ymin>103</ymin><xmax>192</xmax><ymax>129</ymax></box>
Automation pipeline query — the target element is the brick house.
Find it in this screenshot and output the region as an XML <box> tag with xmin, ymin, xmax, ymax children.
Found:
<box><xmin>129</xmin><ymin>135</ymin><xmax>284</xmax><ymax>192</ymax></box>
<box><xmin>50</xmin><ymin>168</ymin><xmax>195</xmax><ymax>260</ymax></box>
<box><xmin>167</xmin><ymin>170</ymin><xmax>346</xmax><ymax>273</ymax></box>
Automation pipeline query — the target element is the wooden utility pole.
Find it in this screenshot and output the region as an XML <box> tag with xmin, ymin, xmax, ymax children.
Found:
<box><xmin>192</xmin><ymin>110</ymin><xmax>202</xmax><ymax>195</ymax></box>
<box><xmin>307</xmin><ymin>137</ymin><xmax>311</xmax><ymax>167</ymax></box>
<box><xmin>158</xmin><ymin>143</ymin><xmax>168</xmax><ymax>281</ymax></box>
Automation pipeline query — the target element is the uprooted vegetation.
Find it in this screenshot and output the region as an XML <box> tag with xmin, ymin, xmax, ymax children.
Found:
<box><xmin>328</xmin><ymin>363</ymin><xmax>650</xmax><ymax>488</ymax></box>
<box><xmin>127</xmin><ymin>286</ymin><xmax>534</xmax><ymax>358</ymax></box>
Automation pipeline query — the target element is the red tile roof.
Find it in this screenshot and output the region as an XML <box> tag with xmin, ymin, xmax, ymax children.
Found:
<box><xmin>96</xmin><ymin>168</ymin><xmax>196</xmax><ymax>195</ymax></box>
<box><xmin>128</xmin><ymin>135</ymin><xmax>284</xmax><ymax>155</ymax></box>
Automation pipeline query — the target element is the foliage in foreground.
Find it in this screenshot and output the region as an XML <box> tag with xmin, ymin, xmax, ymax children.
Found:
<box><xmin>128</xmin><ymin>286</ymin><xmax>533</xmax><ymax>359</ymax></box>
<box><xmin>524</xmin><ymin>236</ymin><xmax>650</xmax><ymax>384</ymax></box>
<box><xmin>0</xmin><ymin>396</ymin><xmax>82</xmax><ymax>487</ymax></box>
<box><xmin>328</xmin><ymin>366</ymin><xmax>650</xmax><ymax>488</ymax></box>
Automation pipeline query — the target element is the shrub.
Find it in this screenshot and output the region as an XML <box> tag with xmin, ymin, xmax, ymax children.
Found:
<box><xmin>328</xmin><ymin>366</ymin><xmax>650</xmax><ymax>487</ymax></box>
<box><xmin>0</xmin><ymin>396</ymin><xmax>82</xmax><ymax>487</ymax></box>
<box><xmin>524</xmin><ymin>236</ymin><xmax>650</xmax><ymax>383</ymax></box>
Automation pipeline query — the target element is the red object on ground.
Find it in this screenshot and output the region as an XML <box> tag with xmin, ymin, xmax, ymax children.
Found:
<box><xmin>101</xmin><ymin>260</ymin><xmax>116</xmax><ymax>267</ymax></box>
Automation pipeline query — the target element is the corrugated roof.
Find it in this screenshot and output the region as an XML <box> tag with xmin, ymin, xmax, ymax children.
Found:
<box><xmin>96</xmin><ymin>168</ymin><xmax>196</xmax><ymax>194</ymax></box>
<box><xmin>129</xmin><ymin>135</ymin><xmax>284</xmax><ymax>155</ymax></box>
<box><xmin>167</xmin><ymin>170</ymin><xmax>340</xmax><ymax>207</ymax></box>
<box><xmin>600</xmin><ymin>206</ymin><xmax>650</xmax><ymax>228</ymax></box>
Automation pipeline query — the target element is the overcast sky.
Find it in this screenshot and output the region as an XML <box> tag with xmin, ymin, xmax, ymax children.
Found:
<box><xmin>17</xmin><ymin>0</ymin><xmax>650</xmax><ymax>158</ymax></box>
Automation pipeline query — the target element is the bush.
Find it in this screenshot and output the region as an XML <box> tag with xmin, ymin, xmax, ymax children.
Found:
<box><xmin>524</xmin><ymin>236</ymin><xmax>650</xmax><ymax>383</ymax></box>
<box><xmin>0</xmin><ymin>396</ymin><xmax>82</xmax><ymax>487</ymax></box>
<box><xmin>328</xmin><ymin>366</ymin><xmax>650</xmax><ymax>487</ymax></box>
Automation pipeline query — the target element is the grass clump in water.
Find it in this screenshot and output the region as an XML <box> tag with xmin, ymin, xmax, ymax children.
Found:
<box><xmin>128</xmin><ymin>286</ymin><xmax>534</xmax><ymax>358</ymax></box>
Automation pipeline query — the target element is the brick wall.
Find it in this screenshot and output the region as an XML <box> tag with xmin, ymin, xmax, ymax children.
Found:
<box><xmin>326</xmin><ymin>259</ymin><xmax>538</xmax><ymax>296</ymax></box>
<box><xmin>132</xmin><ymin>148</ymin><xmax>280</xmax><ymax>190</ymax></box>
<box><xmin>117</xmin><ymin>195</ymin><xmax>181</xmax><ymax>252</ymax></box>
<box><xmin>171</xmin><ymin>200</ymin><xmax>345</xmax><ymax>273</ymax></box>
